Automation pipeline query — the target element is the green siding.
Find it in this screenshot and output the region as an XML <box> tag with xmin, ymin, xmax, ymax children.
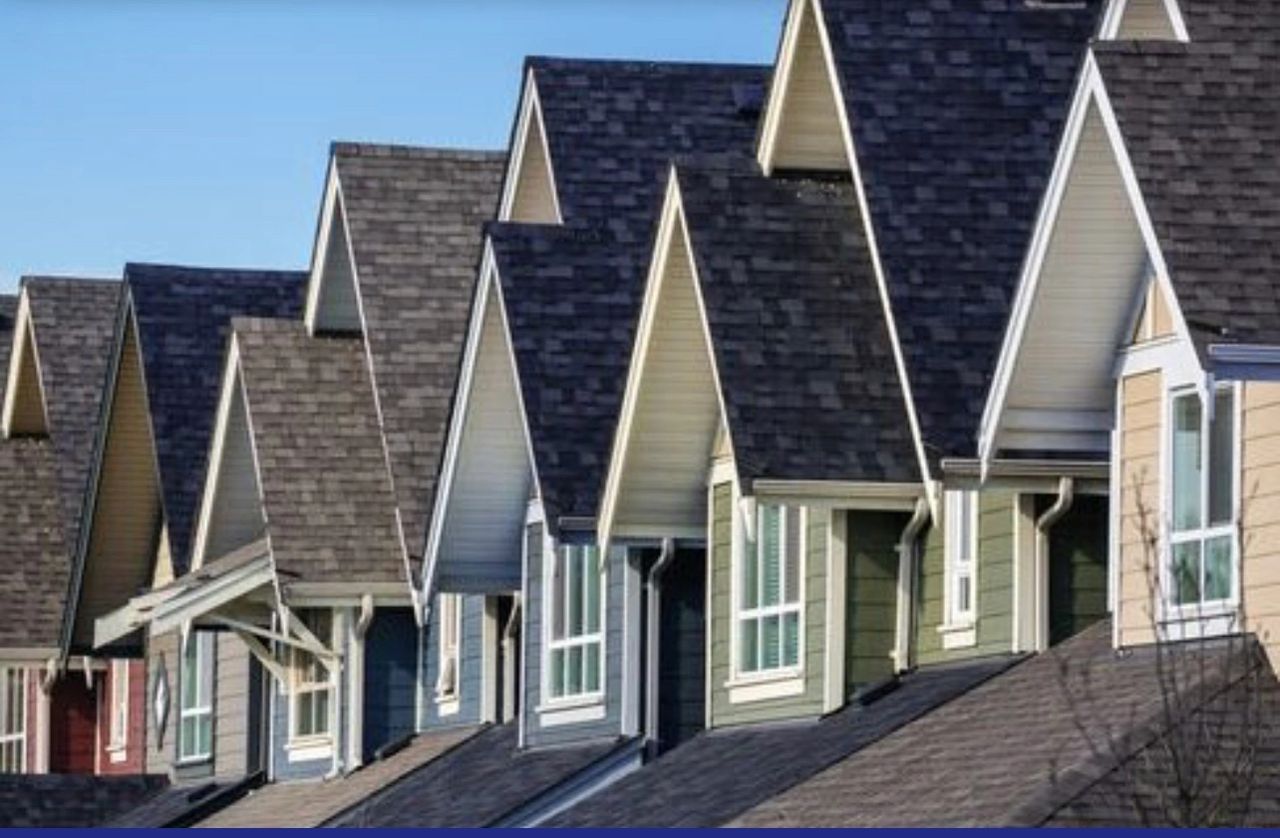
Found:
<box><xmin>845</xmin><ymin>510</ymin><xmax>903</xmax><ymax>691</ymax></box>
<box><xmin>708</xmin><ymin>483</ymin><xmax>826</xmax><ymax>727</ymax></box>
<box><xmin>1046</xmin><ymin>494</ymin><xmax>1109</xmax><ymax>646</ymax></box>
<box><xmin>913</xmin><ymin>490</ymin><xmax>1016</xmax><ymax>666</ymax></box>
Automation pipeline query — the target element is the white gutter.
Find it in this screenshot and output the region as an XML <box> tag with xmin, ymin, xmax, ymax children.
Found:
<box><xmin>347</xmin><ymin>595</ymin><xmax>375</xmax><ymax>772</ymax></box>
<box><xmin>892</xmin><ymin>499</ymin><xmax>931</xmax><ymax>672</ymax></box>
<box><xmin>1034</xmin><ymin>477</ymin><xmax>1075</xmax><ymax>652</ymax></box>
<box><xmin>644</xmin><ymin>538</ymin><xmax>676</xmax><ymax>756</ymax></box>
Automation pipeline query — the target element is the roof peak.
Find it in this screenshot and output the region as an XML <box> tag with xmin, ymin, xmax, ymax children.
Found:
<box><xmin>527</xmin><ymin>54</ymin><xmax>770</xmax><ymax>73</ymax></box>
<box><xmin>330</xmin><ymin>141</ymin><xmax>504</xmax><ymax>162</ymax></box>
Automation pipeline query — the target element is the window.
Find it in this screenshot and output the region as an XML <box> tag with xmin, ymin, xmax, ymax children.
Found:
<box><xmin>109</xmin><ymin>659</ymin><xmax>129</xmax><ymax>752</ymax></box>
<box><xmin>1168</xmin><ymin>386</ymin><xmax>1237</xmax><ymax>610</ymax></box>
<box><xmin>945</xmin><ymin>491</ymin><xmax>979</xmax><ymax>626</ymax></box>
<box><xmin>737</xmin><ymin>504</ymin><xmax>803</xmax><ymax>676</ymax></box>
<box><xmin>436</xmin><ymin>594</ymin><xmax>462</xmax><ymax>700</ymax></box>
<box><xmin>546</xmin><ymin>544</ymin><xmax>603</xmax><ymax>700</ymax></box>
<box><xmin>290</xmin><ymin>610</ymin><xmax>333</xmax><ymax>740</ymax></box>
<box><xmin>178</xmin><ymin>631</ymin><xmax>214</xmax><ymax>762</ymax></box>
<box><xmin>0</xmin><ymin>668</ymin><xmax>26</xmax><ymax>773</ymax></box>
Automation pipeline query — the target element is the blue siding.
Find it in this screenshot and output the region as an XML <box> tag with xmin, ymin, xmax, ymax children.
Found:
<box><xmin>418</xmin><ymin>594</ymin><xmax>486</xmax><ymax>730</ymax></box>
<box><xmin>269</xmin><ymin>609</ymin><xmax>348</xmax><ymax>782</ymax></box>
<box><xmin>363</xmin><ymin>608</ymin><xmax>418</xmax><ymax>759</ymax></box>
<box><xmin>522</xmin><ymin>524</ymin><xmax>626</xmax><ymax>749</ymax></box>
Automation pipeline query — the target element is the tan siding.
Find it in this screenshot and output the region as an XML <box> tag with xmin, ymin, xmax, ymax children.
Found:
<box><xmin>1116</xmin><ymin>370</ymin><xmax>1161</xmax><ymax>648</ymax></box>
<box><xmin>1116</xmin><ymin>0</ymin><xmax>1178</xmax><ymax>39</ymax></box>
<box><xmin>507</xmin><ymin>104</ymin><xmax>558</xmax><ymax>223</ymax></box>
<box><xmin>146</xmin><ymin>631</ymin><xmax>179</xmax><ymax>776</ymax></box>
<box><xmin>770</xmin><ymin>3</ymin><xmax>846</xmax><ymax>171</ymax></box>
<box><xmin>77</xmin><ymin>324</ymin><xmax>163</xmax><ymax>649</ymax></box>
<box><xmin>313</xmin><ymin>196</ymin><xmax>362</xmax><ymax>333</ymax></box>
<box><xmin>214</xmin><ymin>634</ymin><xmax>251</xmax><ymax>778</ymax></box>
<box><xmin>203</xmin><ymin>377</ymin><xmax>265</xmax><ymax>561</ymax></box>
<box><xmin>1243</xmin><ymin>382</ymin><xmax>1280</xmax><ymax>667</ymax></box>
<box><xmin>7</xmin><ymin>321</ymin><xmax>46</xmax><ymax>434</ymax></box>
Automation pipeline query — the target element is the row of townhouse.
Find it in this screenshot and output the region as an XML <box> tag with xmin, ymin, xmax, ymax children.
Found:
<box><xmin>3</xmin><ymin>0</ymin><xmax>1280</xmax><ymax>827</ymax></box>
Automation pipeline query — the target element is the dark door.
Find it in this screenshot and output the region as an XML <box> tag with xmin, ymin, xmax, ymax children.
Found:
<box><xmin>657</xmin><ymin>547</ymin><xmax>706</xmax><ymax>753</ymax></box>
<box><xmin>362</xmin><ymin>608</ymin><xmax>418</xmax><ymax>760</ymax></box>
<box><xmin>48</xmin><ymin>674</ymin><xmax>96</xmax><ymax>773</ymax></box>
<box><xmin>1047</xmin><ymin>495</ymin><xmax>1109</xmax><ymax>647</ymax></box>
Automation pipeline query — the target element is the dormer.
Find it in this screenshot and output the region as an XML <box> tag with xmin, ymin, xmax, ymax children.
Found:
<box><xmin>1</xmin><ymin>289</ymin><xmax>48</xmax><ymax>438</ymax></box>
<box><xmin>304</xmin><ymin>160</ymin><xmax>363</xmax><ymax>336</ymax></box>
<box><xmin>757</xmin><ymin>0</ymin><xmax>850</xmax><ymax>175</ymax></box>
<box><xmin>1098</xmin><ymin>0</ymin><xmax>1188</xmax><ymax>41</ymax></box>
<box><xmin>497</xmin><ymin>71</ymin><xmax>562</xmax><ymax>224</ymax></box>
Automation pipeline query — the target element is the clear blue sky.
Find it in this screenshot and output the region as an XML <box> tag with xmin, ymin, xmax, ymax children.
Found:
<box><xmin>0</xmin><ymin>1</ymin><xmax>784</xmax><ymax>292</ymax></box>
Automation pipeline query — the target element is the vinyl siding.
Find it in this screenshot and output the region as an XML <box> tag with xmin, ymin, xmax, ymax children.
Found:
<box><xmin>770</xmin><ymin>0</ymin><xmax>847</xmax><ymax>171</ymax></box>
<box><xmin>522</xmin><ymin>523</ymin><xmax>625</xmax><ymax>748</ymax></box>
<box><xmin>419</xmin><ymin>595</ymin><xmax>485</xmax><ymax>731</ymax></box>
<box><xmin>8</xmin><ymin>320</ymin><xmax>45</xmax><ymax>435</ymax></box>
<box><xmin>1242</xmin><ymin>381</ymin><xmax>1280</xmax><ymax>668</ymax></box>
<box><xmin>270</xmin><ymin>615</ymin><xmax>348</xmax><ymax>782</ymax></box>
<box><xmin>507</xmin><ymin>100</ymin><xmax>558</xmax><ymax>223</ymax></box>
<box><xmin>914</xmin><ymin>491</ymin><xmax>1016</xmax><ymax>665</ymax></box>
<box><xmin>145</xmin><ymin>631</ymin><xmax>178</xmax><ymax>776</ymax></box>
<box><xmin>202</xmin><ymin>376</ymin><xmax>265</xmax><ymax>563</ymax></box>
<box><xmin>363</xmin><ymin>608</ymin><xmax>418</xmax><ymax>759</ymax></box>
<box><xmin>708</xmin><ymin>483</ymin><xmax>826</xmax><ymax>727</ymax></box>
<box><xmin>97</xmin><ymin>660</ymin><xmax>147</xmax><ymax>775</ymax></box>
<box><xmin>1046</xmin><ymin>495</ymin><xmax>1109</xmax><ymax>646</ymax></box>
<box><xmin>1115</xmin><ymin>0</ymin><xmax>1178</xmax><ymax>39</ymax></box>
<box><xmin>1116</xmin><ymin>370</ymin><xmax>1162</xmax><ymax>648</ymax></box>
<box><xmin>845</xmin><ymin>510</ymin><xmax>905</xmax><ymax>690</ymax></box>
<box><xmin>214</xmin><ymin>634</ymin><xmax>253</xmax><ymax>778</ymax></box>
<box><xmin>313</xmin><ymin>195</ymin><xmax>362</xmax><ymax>333</ymax></box>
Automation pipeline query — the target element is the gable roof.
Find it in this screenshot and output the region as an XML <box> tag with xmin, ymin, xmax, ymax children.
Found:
<box><xmin>23</xmin><ymin>277</ymin><xmax>120</xmax><ymax>555</ymax></box>
<box><xmin>680</xmin><ymin>165</ymin><xmax>919</xmax><ymax>487</ymax></box>
<box><xmin>232</xmin><ymin>317</ymin><xmax>404</xmax><ymax>587</ymax></box>
<box><xmin>124</xmin><ymin>263</ymin><xmax>307</xmax><ymax>574</ymax></box>
<box><xmin>526</xmin><ymin>57</ymin><xmax>770</xmax><ymax>238</ymax></box>
<box><xmin>0</xmin><ymin>438</ymin><xmax>69</xmax><ymax>650</ymax></box>
<box><xmin>0</xmin><ymin>294</ymin><xmax>15</xmax><ymax>404</ymax></box>
<box><xmin>331</xmin><ymin>144</ymin><xmax>505</xmax><ymax>563</ymax></box>
<box><xmin>819</xmin><ymin>0</ymin><xmax>1101</xmax><ymax>464</ymax></box>
<box><xmin>1093</xmin><ymin>42</ymin><xmax>1280</xmax><ymax>361</ymax></box>
<box><xmin>1170</xmin><ymin>0</ymin><xmax>1280</xmax><ymax>46</ymax></box>
<box><xmin>0</xmin><ymin>774</ymin><xmax>167</xmax><ymax>828</ymax></box>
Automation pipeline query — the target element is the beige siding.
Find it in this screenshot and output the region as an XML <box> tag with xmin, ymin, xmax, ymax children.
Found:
<box><xmin>312</xmin><ymin>194</ymin><xmax>362</xmax><ymax>333</ymax></box>
<box><xmin>1116</xmin><ymin>0</ymin><xmax>1178</xmax><ymax>39</ymax></box>
<box><xmin>1130</xmin><ymin>282</ymin><xmax>1177</xmax><ymax>345</ymax></box>
<box><xmin>507</xmin><ymin>103</ymin><xmax>558</xmax><ymax>223</ymax></box>
<box><xmin>77</xmin><ymin>323</ymin><xmax>163</xmax><ymax>649</ymax></box>
<box><xmin>1242</xmin><ymin>382</ymin><xmax>1280</xmax><ymax>667</ymax></box>
<box><xmin>146</xmin><ymin>631</ymin><xmax>179</xmax><ymax>776</ymax></box>
<box><xmin>770</xmin><ymin>3</ymin><xmax>846</xmax><ymax>171</ymax></box>
<box><xmin>1116</xmin><ymin>370</ymin><xmax>1162</xmax><ymax>648</ymax></box>
<box><xmin>7</xmin><ymin>320</ymin><xmax>46</xmax><ymax>435</ymax></box>
<box><xmin>214</xmin><ymin>634</ymin><xmax>252</xmax><ymax>778</ymax></box>
<box><xmin>202</xmin><ymin>375</ymin><xmax>265</xmax><ymax>562</ymax></box>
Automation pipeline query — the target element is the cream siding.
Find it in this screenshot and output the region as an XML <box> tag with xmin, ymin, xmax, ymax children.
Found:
<box><xmin>768</xmin><ymin>1</ymin><xmax>846</xmax><ymax>172</ymax></box>
<box><xmin>1241</xmin><ymin>382</ymin><xmax>1280</xmax><ymax>667</ymax></box>
<box><xmin>506</xmin><ymin>102</ymin><xmax>558</xmax><ymax>224</ymax></box>
<box><xmin>312</xmin><ymin>193</ymin><xmax>362</xmax><ymax>334</ymax></box>
<box><xmin>1115</xmin><ymin>0</ymin><xmax>1178</xmax><ymax>39</ymax></box>
<box><xmin>7</xmin><ymin>320</ymin><xmax>46</xmax><ymax>436</ymax></box>
<box><xmin>1115</xmin><ymin>370</ymin><xmax>1162</xmax><ymax>648</ymax></box>
<box><xmin>202</xmin><ymin>374</ymin><xmax>265</xmax><ymax>562</ymax></box>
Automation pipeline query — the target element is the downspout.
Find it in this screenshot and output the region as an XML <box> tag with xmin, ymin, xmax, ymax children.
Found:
<box><xmin>644</xmin><ymin>538</ymin><xmax>676</xmax><ymax>758</ymax></box>
<box><xmin>893</xmin><ymin>499</ymin><xmax>931</xmax><ymax>673</ymax></box>
<box><xmin>502</xmin><ymin>599</ymin><xmax>522</xmax><ymax>724</ymax></box>
<box><xmin>1034</xmin><ymin>477</ymin><xmax>1075</xmax><ymax>652</ymax></box>
<box><xmin>347</xmin><ymin>595</ymin><xmax>374</xmax><ymax>772</ymax></box>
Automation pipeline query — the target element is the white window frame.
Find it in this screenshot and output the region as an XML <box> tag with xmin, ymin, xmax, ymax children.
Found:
<box><xmin>542</xmin><ymin>542</ymin><xmax>606</xmax><ymax>708</ymax></box>
<box><xmin>1162</xmin><ymin>381</ymin><xmax>1241</xmax><ymax>628</ymax></box>
<box><xmin>435</xmin><ymin>594</ymin><xmax>462</xmax><ymax>716</ymax></box>
<box><xmin>288</xmin><ymin>610</ymin><xmax>335</xmax><ymax>746</ymax></box>
<box><xmin>731</xmin><ymin>502</ymin><xmax>806</xmax><ymax>683</ymax></box>
<box><xmin>108</xmin><ymin>659</ymin><xmax>129</xmax><ymax>758</ymax></box>
<box><xmin>178</xmin><ymin>631</ymin><xmax>214</xmax><ymax>764</ymax></box>
<box><xmin>0</xmin><ymin>667</ymin><xmax>27</xmax><ymax>774</ymax></box>
<box><xmin>944</xmin><ymin>490</ymin><xmax>979</xmax><ymax>628</ymax></box>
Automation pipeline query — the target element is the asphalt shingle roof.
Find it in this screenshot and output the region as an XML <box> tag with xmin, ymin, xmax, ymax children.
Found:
<box><xmin>1094</xmin><ymin>43</ymin><xmax>1280</xmax><ymax>358</ymax></box>
<box><xmin>733</xmin><ymin>620</ymin><xmax>1276</xmax><ymax>827</ymax></box>
<box><xmin>0</xmin><ymin>774</ymin><xmax>167</xmax><ymax>828</ymax></box>
<box><xmin>528</xmin><ymin>57</ymin><xmax>770</xmax><ymax>238</ymax></box>
<box><xmin>550</xmin><ymin>654</ymin><xmax>1016</xmax><ymax>827</ymax></box>
<box><xmin>24</xmin><ymin>277</ymin><xmax>120</xmax><ymax>557</ymax></box>
<box><xmin>678</xmin><ymin>165</ymin><xmax>919</xmax><ymax>486</ymax></box>
<box><xmin>0</xmin><ymin>293</ymin><xmax>15</xmax><ymax>403</ymax></box>
<box><xmin>818</xmin><ymin>0</ymin><xmax>1101</xmax><ymax>464</ymax></box>
<box><xmin>125</xmin><ymin>263</ymin><xmax>307</xmax><ymax>574</ymax></box>
<box><xmin>106</xmin><ymin>777</ymin><xmax>260</xmax><ymax>828</ymax></box>
<box><xmin>0</xmin><ymin>438</ymin><xmax>69</xmax><ymax>648</ymax></box>
<box><xmin>333</xmin><ymin>144</ymin><xmax>505</xmax><ymax>564</ymax></box>
<box><xmin>1176</xmin><ymin>0</ymin><xmax>1280</xmax><ymax>47</ymax></box>
<box><xmin>233</xmin><ymin>317</ymin><xmax>403</xmax><ymax>586</ymax></box>
<box><xmin>326</xmin><ymin>722</ymin><xmax>620</xmax><ymax>827</ymax></box>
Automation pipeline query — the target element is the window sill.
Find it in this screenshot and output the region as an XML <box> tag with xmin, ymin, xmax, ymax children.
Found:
<box><xmin>724</xmin><ymin>669</ymin><xmax>805</xmax><ymax>704</ymax></box>
<box><xmin>938</xmin><ymin>621</ymin><xmax>976</xmax><ymax>650</ymax></box>
<box><xmin>285</xmin><ymin>736</ymin><xmax>333</xmax><ymax>764</ymax></box>
<box><xmin>175</xmin><ymin>754</ymin><xmax>212</xmax><ymax>768</ymax></box>
<box><xmin>536</xmin><ymin>694</ymin><xmax>605</xmax><ymax>728</ymax></box>
<box><xmin>1161</xmin><ymin>604</ymin><xmax>1239</xmax><ymax>641</ymax></box>
<box><xmin>435</xmin><ymin>694</ymin><xmax>460</xmax><ymax>717</ymax></box>
<box><xmin>107</xmin><ymin>744</ymin><xmax>128</xmax><ymax>764</ymax></box>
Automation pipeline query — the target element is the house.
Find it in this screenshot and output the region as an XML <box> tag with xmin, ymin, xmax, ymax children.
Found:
<box><xmin>96</xmin><ymin>143</ymin><xmax>506</xmax><ymax>828</ymax></box>
<box><xmin>0</xmin><ymin>277</ymin><xmax>119</xmax><ymax>775</ymax></box>
<box><xmin>54</xmin><ymin>263</ymin><xmax>304</xmax><ymax>822</ymax></box>
<box><xmin>554</xmin><ymin>0</ymin><xmax>1107</xmax><ymax>826</ymax></box>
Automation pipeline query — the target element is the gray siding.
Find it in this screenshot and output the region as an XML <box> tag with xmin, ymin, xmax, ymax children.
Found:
<box><xmin>419</xmin><ymin>594</ymin><xmax>486</xmax><ymax>730</ymax></box>
<box><xmin>708</xmin><ymin>484</ymin><xmax>826</xmax><ymax>727</ymax></box>
<box><xmin>214</xmin><ymin>633</ymin><xmax>253</xmax><ymax>778</ymax></box>
<box><xmin>522</xmin><ymin>522</ymin><xmax>625</xmax><ymax>748</ymax></box>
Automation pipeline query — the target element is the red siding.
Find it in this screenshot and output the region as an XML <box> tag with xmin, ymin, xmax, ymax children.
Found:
<box><xmin>96</xmin><ymin>661</ymin><xmax>146</xmax><ymax>775</ymax></box>
<box><xmin>47</xmin><ymin>675</ymin><xmax>96</xmax><ymax>774</ymax></box>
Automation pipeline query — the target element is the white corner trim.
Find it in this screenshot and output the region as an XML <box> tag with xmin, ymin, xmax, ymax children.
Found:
<box><xmin>303</xmin><ymin>159</ymin><xmax>341</xmax><ymax>335</ymax></box>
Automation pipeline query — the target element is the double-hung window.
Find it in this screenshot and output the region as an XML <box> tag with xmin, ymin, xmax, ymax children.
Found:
<box><xmin>1169</xmin><ymin>385</ymin><xmax>1237</xmax><ymax>611</ymax></box>
<box><xmin>290</xmin><ymin>610</ymin><xmax>334</xmax><ymax>740</ymax></box>
<box><xmin>546</xmin><ymin>544</ymin><xmax>603</xmax><ymax>700</ymax></box>
<box><xmin>436</xmin><ymin>594</ymin><xmax>462</xmax><ymax>701</ymax></box>
<box><xmin>945</xmin><ymin>490</ymin><xmax>978</xmax><ymax>626</ymax></box>
<box><xmin>178</xmin><ymin>631</ymin><xmax>214</xmax><ymax>762</ymax></box>
<box><xmin>737</xmin><ymin>504</ymin><xmax>803</xmax><ymax>676</ymax></box>
<box><xmin>0</xmin><ymin>667</ymin><xmax>26</xmax><ymax>773</ymax></box>
<box><xmin>109</xmin><ymin>659</ymin><xmax>129</xmax><ymax>753</ymax></box>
